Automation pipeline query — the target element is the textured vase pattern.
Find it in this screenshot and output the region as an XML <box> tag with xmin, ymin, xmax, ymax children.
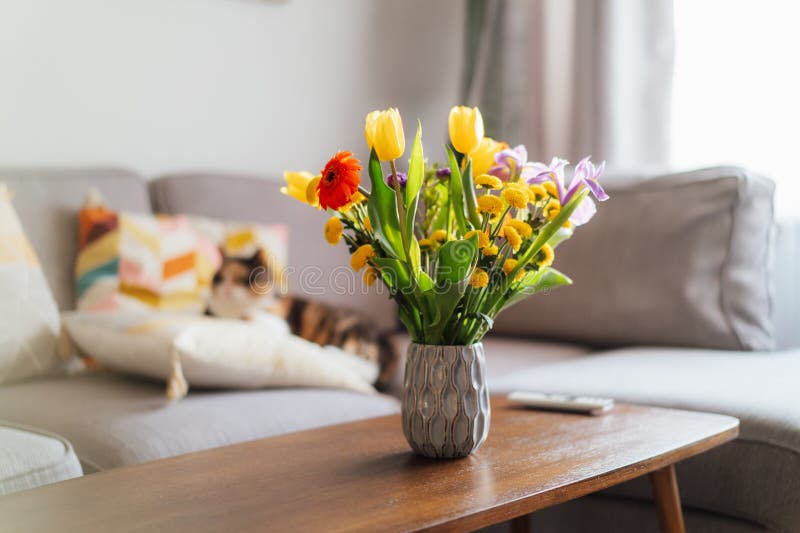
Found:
<box><xmin>401</xmin><ymin>343</ymin><xmax>490</xmax><ymax>459</ymax></box>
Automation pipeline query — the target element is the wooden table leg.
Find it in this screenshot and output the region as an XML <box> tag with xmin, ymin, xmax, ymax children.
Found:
<box><xmin>650</xmin><ymin>465</ymin><xmax>686</xmax><ymax>533</ymax></box>
<box><xmin>510</xmin><ymin>514</ymin><xmax>530</xmax><ymax>533</ymax></box>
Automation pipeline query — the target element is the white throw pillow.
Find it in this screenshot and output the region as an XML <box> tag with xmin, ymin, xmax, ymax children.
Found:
<box><xmin>0</xmin><ymin>184</ymin><xmax>61</xmax><ymax>384</ymax></box>
<box><xmin>61</xmin><ymin>309</ymin><xmax>378</xmax><ymax>399</ymax></box>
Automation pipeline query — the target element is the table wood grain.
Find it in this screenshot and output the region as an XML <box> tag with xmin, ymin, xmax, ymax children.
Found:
<box><xmin>0</xmin><ymin>397</ymin><xmax>738</xmax><ymax>532</ymax></box>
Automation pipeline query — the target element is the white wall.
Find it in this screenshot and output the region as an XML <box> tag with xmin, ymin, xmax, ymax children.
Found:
<box><xmin>0</xmin><ymin>0</ymin><xmax>465</xmax><ymax>178</ymax></box>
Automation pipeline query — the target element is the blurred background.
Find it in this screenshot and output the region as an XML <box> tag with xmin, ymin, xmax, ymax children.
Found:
<box><xmin>1</xmin><ymin>0</ymin><xmax>797</xmax><ymax>215</ymax></box>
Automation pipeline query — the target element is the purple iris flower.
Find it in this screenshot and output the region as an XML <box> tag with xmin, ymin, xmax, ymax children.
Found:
<box><xmin>435</xmin><ymin>167</ymin><xmax>451</xmax><ymax>178</ymax></box>
<box><xmin>385</xmin><ymin>172</ymin><xmax>408</xmax><ymax>188</ymax></box>
<box><xmin>526</xmin><ymin>156</ymin><xmax>607</xmax><ymax>226</ymax></box>
<box><xmin>489</xmin><ymin>145</ymin><xmax>529</xmax><ymax>181</ymax></box>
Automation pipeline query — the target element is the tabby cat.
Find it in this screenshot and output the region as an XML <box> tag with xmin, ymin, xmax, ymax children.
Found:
<box><xmin>206</xmin><ymin>250</ymin><xmax>397</xmax><ymax>390</ymax></box>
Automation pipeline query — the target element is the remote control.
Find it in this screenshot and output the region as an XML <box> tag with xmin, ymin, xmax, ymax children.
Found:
<box><xmin>508</xmin><ymin>391</ymin><xmax>614</xmax><ymax>415</ymax></box>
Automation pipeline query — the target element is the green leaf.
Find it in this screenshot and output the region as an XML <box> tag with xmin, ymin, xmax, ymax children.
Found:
<box><xmin>500</xmin><ymin>267</ymin><xmax>572</xmax><ymax>312</ymax></box>
<box><xmin>405</xmin><ymin>122</ymin><xmax>424</xmax><ymax>207</ymax></box>
<box><xmin>445</xmin><ymin>145</ymin><xmax>468</xmax><ymax>234</ymax></box>
<box><xmin>366</xmin><ymin>148</ymin><xmax>405</xmax><ymax>260</ymax></box>
<box><xmin>461</xmin><ymin>160</ymin><xmax>481</xmax><ymax>228</ymax></box>
<box><xmin>408</xmin><ymin>237</ymin><xmax>421</xmax><ymax>273</ymax></box>
<box><xmin>373</xmin><ymin>257</ymin><xmax>413</xmax><ymax>293</ymax></box>
<box><xmin>436</xmin><ymin>237</ymin><xmax>477</xmax><ymax>284</ymax></box>
<box><xmin>425</xmin><ymin>279</ymin><xmax>468</xmax><ymax>341</ymax></box>
<box><xmin>417</xmin><ymin>270</ymin><xmax>434</xmax><ymax>292</ymax></box>
<box><xmin>508</xmin><ymin>189</ymin><xmax>589</xmax><ymax>281</ymax></box>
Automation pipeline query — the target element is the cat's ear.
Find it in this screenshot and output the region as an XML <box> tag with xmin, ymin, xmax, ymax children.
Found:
<box><xmin>217</xmin><ymin>246</ymin><xmax>228</xmax><ymax>259</ymax></box>
<box><xmin>247</xmin><ymin>249</ymin><xmax>267</xmax><ymax>269</ymax></box>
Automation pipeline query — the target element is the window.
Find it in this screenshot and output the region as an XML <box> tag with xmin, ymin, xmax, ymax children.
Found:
<box><xmin>672</xmin><ymin>0</ymin><xmax>800</xmax><ymax>216</ymax></box>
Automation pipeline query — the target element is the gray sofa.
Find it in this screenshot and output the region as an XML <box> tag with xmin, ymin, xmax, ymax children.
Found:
<box><xmin>0</xmin><ymin>167</ymin><xmax>797</xmax><ymax>532</ymax></box>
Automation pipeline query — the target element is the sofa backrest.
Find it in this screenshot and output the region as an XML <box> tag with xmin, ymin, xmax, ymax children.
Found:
<box><xmin>150</xmin><ymin>173</ymin><xmax>398</xmax><ymax>331</ymax></box>
<box><xmin>0</xmin><ymin>168</ymin><xmax>151</xmax><ymax>310</ymax></box>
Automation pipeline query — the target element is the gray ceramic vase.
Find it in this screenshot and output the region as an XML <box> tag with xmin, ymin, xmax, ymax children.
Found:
<box><xmin>401</xmin><ymin>343</ymin><xmax>491</xmax><ymax>459</ymax></box>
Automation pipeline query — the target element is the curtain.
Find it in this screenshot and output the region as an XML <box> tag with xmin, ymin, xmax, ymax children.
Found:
<box><xmin>462</xmin><ymin>0</ymin><xmax>674</xmax><ymax>171</ymax></box>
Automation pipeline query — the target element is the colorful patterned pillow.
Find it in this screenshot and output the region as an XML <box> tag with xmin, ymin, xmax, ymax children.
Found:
<box><xmin>75</xmin><ymin>191</ymin><xmax>289</xmax><ymax>314</ymax></box>
<box><xmin>0</xmin><ymin>184</ymin><xmax>61</xmax><ymax>383</ymax></box>
<box><xmin>75</xmin><ymin>191</ymin><xmax>204</xmax><ymax>312</ymax></box>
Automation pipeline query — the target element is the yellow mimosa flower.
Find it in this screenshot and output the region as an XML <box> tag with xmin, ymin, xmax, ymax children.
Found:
<box><xmin>469</xmin><ymin>137</ymin><xmax>507</xmax><ymax>175</ymax></box>
<box><xmin>544</xmin><ymin>199</ymin><xmax>561</xmax><ymax>221</ymax></box>
<box><xmin>281</xmin><ymin>171</ymin><xmax>319</xmax><ymax>207</ymax></box>
<box><xmin>505</xmin><ymin>219</ymin><xmax>533</xmax><ymax>238</ymax></box>
<box><xmin>482</xmin><ymin>244</ymin><xmax>499</xmax><ymax>257</ymax></box>
<box><xmin>501</xmin><ymin>187</ymin><xmax>528</xmax><ymax>210</ymax></box>
<box><xmin>474</xmin><ymin>174</ymin><xmax>503</xmax><ymax>190</ymax></box>
<box><xmin>537</xmin><ymin>244</ymin><xmax>555</xmax><ymax>267</ymax></box>
<box><xmin>448</xmin><ymin>106</ymin><xmax>484</xmax><ymax>154</ymax></box>
<box><xmin>464</xmin><ymin>229</ymin><xmax>490</xmax><ymax>248</ymax></box>
<box><xmin>338</xmin><ymin>191</ymin><xmax>367</xmax><ymax>213</ymax></box>
<box><xmin>542</xmin><ymin>181</ymin><xmax>559</xmax><ymax>198</ymax></box>
<box><xmin>477</xmin><ymin>194</ymin><xmax>503</xmax><ymax>216</ymax></box>
<box><xmin>350</xmin><ymin>244</ymin><xmax>376</xmax><ymax>271</ymax></box>
<box><xmin>502</xmin><ymin>258</ymin><xmax>525</xmax><ymax>281</ymax></box>
<box><xmin>324</xmin><ymin>217</ymin><xmax>343</xmax><ymax>245</ymax></box>
<box><xmin>529</xmin><ymin>184</ymin><xmax>548</xmax><ymax>202</ymax></box>
<box><xmin>418</xmin><ymin>238</ymin><xmax>435</xmax><ymax>249</ymax></box>
<box><xmin>431</xmin><ymin>229</ymin><xmax>448</xmax><ymax>242</ymax></box>
<box><xmin>363</xmin><ymin>216</ymin><xmax>372</xmax><ymax>233</ymax></box>
<box><xmin>469</xmin><ymin>268</ymin><xmax>489</xmax><ymax>288</ymax></box>
<box><xmin>365</xmin><ymin>108</ymin><xmax>405</xmax><ymax>161</ymax></box>
<box><xmin>363</xmin><ymin>267</ymin><xmax>378</xmax><ymax>287</ymax></box>
<box><xmin>504</xmin><ymin>225</ymin><xmax>522</xmax><ymax>252</ymax></box>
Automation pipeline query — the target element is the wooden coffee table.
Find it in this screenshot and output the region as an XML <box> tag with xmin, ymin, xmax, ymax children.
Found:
<box><xmin>0</xmin><ymin>397</ymin><xmax>738</xmax><ymax>533</ymax></box>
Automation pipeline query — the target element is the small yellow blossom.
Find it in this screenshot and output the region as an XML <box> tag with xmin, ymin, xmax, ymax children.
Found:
<box><xmin>464</xmin><ymin>229</ymin><xmax>490</xmax><ymax>248</ymax></box>
<box><xmin>469</xmin><ymin>268</ymin><xmax>489</xmax><ymax>288</ymax></box>
<box><xmin>363</xmin><ymin>267</ymin><xmax>378</xmax><ymax>287</ymax></box>
<box><xmin>419</xmin><ymin>238</ymin><xmax>435</xmax><ymax>249</ymax></box>
<box><xmin>350</xmin><ymin>244</ymin><xmax>376</xmax><ymax>271</ymax></box>
<box><xmin>363</xmin><ymin>216</ymin><xmax>372</xmax><ymax>233</ymax></box>
<box><xmin>502</xmin><ymin>258</ymin><xmax>525</xmax><ymax>281</ymax></box>
<box><xmin>482</xmin><ymin>244</ymin><xmax>499</xmax><ymax>256</ymax></box>
<box><xmin>505</xmin><ymin>219</ymin><xmax>533</xmax><ymax>238</ymax></box>
<box><xmin>431</xmin><ymin>229</ymin><xmax>448</xmax><ymax>242</ymax></box>
<box><xmin>324</xmin><ymin>217</ymin><xmax>343</xmax><ymax>245</ymax></box>
<box><xmin>529</xmin><ymin>184</ymin><xmax>547</xmax><ymax>202</ymax></box>
<box><xmin>504</xmin><ymin>225</ymin><xmax>522</xmax><ymax>252</ymax></box>
<box><xmin>563</xmin><ymin>219</ymin><xmax>573</xmax><ymax>229</ymax></box>
<box><xmin>501</xmin><ymin>187</ymin><xmax>528</xmax><ymax>210</ymax></box>
<box><xmin>544</xmin><ymin>199</ymin><xmax>561</xmax><ymax>221</ymax></box>
<box><xmin>338</xmin><ymin>191</ymin><xmax>367</xmax><ymax>213</ymax></box>
<box><xmin>537</xmin><ymin>244</ymin><xmax>555</xmax><ymax>267</ymax></box>
<box><xmin>474</xmin><ymin>174</ymin><xmax>503</xmax><ymax>190</ymax></box>
<box><xmin>477</xmin><ymin>194</ymin><xmax>503</xmax><ymax>216</ymax></box>
<box><xmin>542</xmin><ymin>181</ymin><xmax>559</xmax><ymax>198</ymax></box>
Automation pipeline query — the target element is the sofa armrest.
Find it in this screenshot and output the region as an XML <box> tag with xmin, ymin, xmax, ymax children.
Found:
<box><xmin>774</xmin><ymin>217</ymin><xmax>800</xmax><ymax>349</ymax></box>
<box><xmin>493</xmin><ymin>166</ymin><xmax>777</xmax><ymax>351</ymax></box>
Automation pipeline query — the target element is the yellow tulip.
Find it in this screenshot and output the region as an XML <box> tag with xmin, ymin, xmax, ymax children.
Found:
<box><xmin>281</xmin><ymin>171</ymin><xmax>319</xmax><ymax>207</ymax></box>
<box><xmin>448</xmin><ymin>105</ymin><xmax>484</xmax><ymax>154</ymax></box>
<box><xmin>469</xmin><ymin>137</ymin><xmax>507</xmax><ymax>175</ymax></box>
<box><xmin>364</xmin><ymin>108</ymin><xmax>405</xmax><ymax>161</ymax></box>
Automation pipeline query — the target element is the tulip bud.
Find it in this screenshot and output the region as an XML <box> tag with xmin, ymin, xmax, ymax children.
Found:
<box><xmin>365</xmin><ymin>108</ymin><xmax>405</xmax><ymax>161</ymax></box>
<box><xmin>448</xmin><ymin>106</ymin><xmax>484</xmax><ymax>155</ymax></box>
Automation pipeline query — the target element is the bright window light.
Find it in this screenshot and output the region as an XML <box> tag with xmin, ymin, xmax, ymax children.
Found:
<box><xmin>672</xmin><ymin>0</ymin><xmax>800</xmax><ymax>216</ymax></box>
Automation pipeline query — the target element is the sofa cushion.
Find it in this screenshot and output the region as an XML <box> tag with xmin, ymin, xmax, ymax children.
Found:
<box><xmin>0</xmin><ymin>168</ymin><xmax>151</xmax><ymax>309</ymax></box>
<box><xmin>0</xmin><ymin>422</ymin><xmax>82</xmax><ymax>495</ymax></box>
<box><xmin>490</xmin><ymin>347</ymin><xmax>800</xmax><ymax>532</ymax></box>
<box><xmin>0</xmin><ymin>373</ymin><xmax>399</xmax><ymax>471</ymax></box>
<box><xmin>0</xmin><ymin>185</ymin><xmax>61</xmax><ymax>384</ymax></box>
<box><xmin>150</xmin><ymin>173</ymin><xmax>399</xmax><ymax>331</ymax></box>
<box><xmin>492</xmin><ymin>167</ymin><xmax>776</xmax><ymax>352</ymax></box>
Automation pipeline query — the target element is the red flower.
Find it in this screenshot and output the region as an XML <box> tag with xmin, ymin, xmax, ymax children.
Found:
<box><xmin>318</xmin><ymin>151</ymin><xmax>362</xmax><ymax>210</ymax></box>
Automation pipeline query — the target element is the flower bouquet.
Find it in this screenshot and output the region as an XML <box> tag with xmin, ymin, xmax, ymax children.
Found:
<box><xmin>283</xmin><ymin>106</ymin><xmax>607</xmax><ymax>458</ymax></box>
